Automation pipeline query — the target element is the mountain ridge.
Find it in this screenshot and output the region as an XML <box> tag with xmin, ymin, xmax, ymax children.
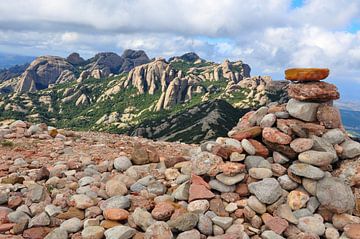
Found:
<box><xmin>0</xmin><ymin>50</ymin><xmax>287</xmax><ymax>143</ymax></box>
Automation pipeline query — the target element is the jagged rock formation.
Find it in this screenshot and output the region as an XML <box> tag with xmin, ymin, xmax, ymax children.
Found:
<box><xmin>0</xmin><ymin>51</ymin><xmax>285</xmax><ymax>143</ymax></box>
<box><xmin>66</xmin><ymin>52</ymin><xmax>85</xmax><ymax>65</ymax></box>
<box><xmin>0</xmin><ymin>49</ymin><xmax>150</xmax><ymax>93</ymax></box>
<box><xmin>15</xmin><ymin>56</ymin><xmax>77</xmax><ymax>93</ymax></box>
<box><xmin>121</xmin><ymin>58</ymin><xmax>171</xmax><ymax>95</ymax></box>
<box><xmin>131</xmin><ymin>99</ymin><xmax>250</xmax><ymax>143</ymax></box>
<box><xmin>120</xmin><ymin>49</ymin><xmax>150</xmax><ymax>72</ymax></box>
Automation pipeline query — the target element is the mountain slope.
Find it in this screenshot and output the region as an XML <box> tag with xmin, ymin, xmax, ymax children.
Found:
<box><xmin>0</xmin><ymin>51</ymin><xmax>286</xmax><ymax>143</ymax></box>
<box><xmin>131</xmin><ymin>99</ymin><xmax>250</xmax><ymax>143</ymax></box>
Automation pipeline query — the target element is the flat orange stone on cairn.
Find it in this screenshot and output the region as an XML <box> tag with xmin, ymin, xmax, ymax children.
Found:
<box><xmin>285</xmin><ymin>68</ymin><xmax>329</xmax><ymax>81</ymax></box>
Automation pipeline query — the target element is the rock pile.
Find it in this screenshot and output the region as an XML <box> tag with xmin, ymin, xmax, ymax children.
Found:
<box><xmin>0</xmin><ymin>68</ymin><xmax>360</xmax><ymax>239</ymax></box>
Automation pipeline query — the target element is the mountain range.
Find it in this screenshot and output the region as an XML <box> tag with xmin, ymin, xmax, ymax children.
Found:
<box><xmin>0</xmin><ymin>49</ymin><xmax>302</xmax><ymax>143</ymax></box>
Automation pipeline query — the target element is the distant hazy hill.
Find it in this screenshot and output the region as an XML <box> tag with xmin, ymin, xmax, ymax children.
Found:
<box><xmin>340</xmin><ymin>109</ymin><xmax>360</xmax><ymax>137</ymax></box>
<box><xmin>0</xmin><ymin>53</ymin><xmax>34</xmax><ymax>69</ymax></box>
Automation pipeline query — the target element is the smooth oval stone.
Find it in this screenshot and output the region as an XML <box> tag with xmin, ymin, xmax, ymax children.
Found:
<box><xmin>290</xmin><ymin>138</ymin><xmax>314</xmax><ymax>153</ymax></box>
<box><xmin>262</xmin><ymin>127</ymin><xmax>292</xmax><ymax>145</ymax></box>
<box><xmin>209</xmin><ymin>179</ymin><xmax>236</xmax><ymax>193</ymax></box>
<box><xmin>285</xmin><ymin>68</ymin><xmax>329</xmax><ymax>81</ymax></box>
<box><xmin>249</xmin><ymin>168</ymin><xmax>272</xmax><ymax>179</ymax></box>
<box><xmin>288</xmin><ymin>163</ymin><xmax>325</xmax><ymax>180</ymax></box>
<box><xmin>298</xmin><ymin>150</ymin><xmax>336</xmax><ymax>167</ymax></box>
<box><xmin>215</xmin><ymin>173</ymin><xmax>245</xmax><ymax>186</ymax></box>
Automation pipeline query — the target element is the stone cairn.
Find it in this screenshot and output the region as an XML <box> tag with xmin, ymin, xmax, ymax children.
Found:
<box><xmin>0</xmin><ymin>68</ymin><xmax>360</xmax><ymax>239</ymax></box>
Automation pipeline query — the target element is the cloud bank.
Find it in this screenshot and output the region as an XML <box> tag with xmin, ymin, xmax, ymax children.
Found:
<box><xmin>0</xmin><ymin>0</ymin><xmax>359</xmax><ymax>98</ymax></box>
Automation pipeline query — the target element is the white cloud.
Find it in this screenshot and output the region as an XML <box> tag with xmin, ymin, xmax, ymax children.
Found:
<box><xmin>0</xmin><ymin>0</ymin><xmax>359</xmax><ymax>99</ymax></box>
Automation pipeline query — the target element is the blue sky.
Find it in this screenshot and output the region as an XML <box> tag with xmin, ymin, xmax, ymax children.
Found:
<box><xmin>0</xmin><ymin>0</ymin><xmax>359</xmax><ymax>101</ymax></box>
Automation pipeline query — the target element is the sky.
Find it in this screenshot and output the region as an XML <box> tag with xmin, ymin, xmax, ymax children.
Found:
<box><xmin>0</xmin><ymin>0</ymin><xmax>359</xmax><ymax>101</ymax></box>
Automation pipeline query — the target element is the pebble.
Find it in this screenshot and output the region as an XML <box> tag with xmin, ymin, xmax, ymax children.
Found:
<box><xmin>103</xmin><ymin>208</ymin><xmax>129</xmax><ymax>221</ymax></box>
<box><xmin>249</xmin><ymin>168</ymin><xmax>273</xmax><ymax>179</ymax></box>
<box><xmin>298</xmin><ymin>150</ymin><xmax>336</xmax><ymax>167</ymax></box>
<box><xmin>287</xmin><ymin>190</ymin><xmax>310</xmax><ymax>210</ymax></box>
<box><xmin>262</xmin><ymin>127</ymin><xmax>292</xmax><ymax>145</ymax></box>
<box><xmin>114</xmin><ymin>156</ymin><xmax>132</xmax><ymax>171</ymax></box>
<box><xmin>81</xmin><ymin>226</ymin><xmax>105</xmax><ymax>239</ymax></box>
<box><xmin>211</xmin><ymin>216</ymin><xmax>233</xmax><ymax>230</ymax></box>
<box><xmin>60</xmin><ymin>217</ymin><xmax>83</xmax><ymax>233</ymax></box>
<box><xmin>316</xmin><ymin>177</ymin><xmax>355</xmax><ymax>213</ymax></box>
<box><xmin>241</xmin><ymin>139</ymin><xmax>256</xmax><ymax>155</ymax></box>
<box><xmin>286</xmin><ymin>99</ymin><xmax>319</xmax><ymax>122</ymax></box>
<box><xmin>104</xmin><ymin>225</ymin><xmax>136</xmax><ymax>239</ymax></box>
<box><xmin>298</xmin><ymin>215</ymin><xmax>325</xmax><ymax>236</ymax></box>
<box><xmin>215</xmin><ymin>173</ymin><xmax>245</xmax><ymax>186</ymax></box>
<box><xmin>247</xmin><ymin>196</ymin><xmax>266</xmax><ymax>214</ymax></box>
<box><xmin>273</xmin><ymin>151</ymin><xmax>290</xmax><ymax>164</ymax></box>
<box><xmin>260</xmin><ymin>113</ymin><xmax>276</xmax><ymax>128</ymax></box>
<box><xmin>100</xmin><ymin>196</ymin><xmax>130</xmax><ymax>210</ymax></box>
<box><xmin>198</xmin><ymin>214</ymin><xmax>213</xmax><ymax>235</ymax></box>
<box><xmin>248</xmin><ymin>178</ymin><xmax>282</xmax><ymax>204</ymax></box>
<box><xmin>44</xmin><ymin>228</ymin><xmax>68</xmax><ymax>239</ymax></box>
<box><xmin>177</xmin><ymin>229</ymin><xmax>201</xmax><ymax>239</ymax></box>
<box><xmin>70</xmin><ymin>194</ymin><xmax>95</xmax><ymax>209</ymax></box>
<box><xmin>322</xmin><ymin>129</ymin><xmax>345</xmax><ymax>145</ymax></box>
<box><xmin>290</xmin><ymin>138</ymin><xmax>314</xmax><ymax>153</ymax></box>
<box><xmin>289</xmin><ymin>163</ymin><xmax>325</xmax><ymax>180</ymax></box>
<box><xmin>144</xmin><ymin>221</ymin><xmax>173</xmax><ymax>239</ymax></box>
<box><xmin>209</xmin><ymin>179</ymin><xmax>236</xmax><ymax>193</ymax></box>
<box><xmin>106</xmin><ymin>179</ymin><xmax>128</xmax><ymax>197</ymax></box>
<box><xmin>187</xmin><ymin>200</ymin><xmax>210</xmax><ymax>214</ymax></box>
<box><xmin>168</xmin><ymin>212</ymin><xmax>198</xmax><ymax>231</ymax></box>
<box><xmin>340</xmin><ymin>140</ymin><xmax>360</xmax><ymax>159</ymax></box>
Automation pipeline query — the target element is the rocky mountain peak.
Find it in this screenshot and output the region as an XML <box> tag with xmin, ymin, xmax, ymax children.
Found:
<box><xmin>66</xmin><ymin>52</ymin><xmax>85</xmax><ymax>65</ymax></box>
<box><xmin>15</xmin><ymin>55</ymin><xmax>76</xmax><ymax>93</ymax></box>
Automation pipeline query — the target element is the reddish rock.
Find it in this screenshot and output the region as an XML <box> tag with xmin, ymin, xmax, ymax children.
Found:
<box><xmin>220</xmin><ymin>162</ymin><xmax>246</xmax><ymax>176</ymax></box>
<box><xmin>57</xmin><ymin>207</ymin><xmax>85</xmax><ymax>220</ymax></box>
<box><xmin>130</xmin><ymin>196</ymin><xmax>155</xmax><ymax>211</ymax></box>
<box><xmin>103</xmin><ymin>208</ymin><xmax>129</xmax><ymax>221</ymax></box>
<box><xmin>0</xmin><ymin>223</ymin><xmax>15</xmax><ymax>233</ymax></box>
<box><xmin>36</xmin><ymin>166</ymin><xmax>50</xmax><ymax>181</ymax></box>
<box><xmin>248</xmin><ymin>139</ymin><xmax>269</xmax><ymax>157</ymax></box>
<box><xmin>188</xmin><ymin>184</ymin><xmax>215</xmax><ymax>202</ymax></box>
<box><xmin>212</xmin><ymin>145</ymin><xmax>242</xmax><ymax>159</ymax></box>
<box><xmin>220</xmin><ymin>192</ymin><xmax>240</xmax><ymax>203</ymax></box>
<box><xmin>237</xmin><ymin>111</ymin><xmax>255</xmax><ymax>128</ymax></box>
<box><xmin>234</xmin><ymin>209</ymin><xmax>244</xmax><ymax>218</ymax></box>
<box><xmin>23</xmin><ymin>227</ymin><xmax>52</xmax><ymax>239</ymax></box>
<box><xmin>191</xmin><ymin>174</ymin><xmax>210</xmax><ymax>188</ymax></box>
<box><xmin>344</xmin><ymin>223</ymin><xmax>360</xmax><ymax>239</ymax></box>
<box><xmin>277</xmin><ymin>119</ymin><xmax>326</xmax><ymax>137</ymax></box>
<box><xmin>100</xmin><ymin>220</ymin><xmax>121</xmax><ymax>229</ymax></box>
<box><xmin>263</xmin><ymin>139</ymin><xmax>297</xmax><ymax>159</ymax></box>
<box><xmin>229</xmin><ymin>126</ymin><xmax>262</xmax><ymax>141</ymax></box>
<box><xmin>290</xmin><ymin>138</ymin><xmax>314</xmax><ymax>153</ymax></box>
<box><xmin>262</xmin><ymin>127</ymin><xmax>292</xmax><ymax>145</ymax></box>
<box><xmin>268</xmin><ymin>104</ymin><xmax>287</xmax><ymax>114</ymax></box>
<box><xmin>0</xmin><ymin>208</ymin><xmax>11</xmax><ymax>223</ymax></box>
<box><xmin>7</xmin><ymin>196</ymin><xmax>22</xmax><ymax>209</ymax></box>
<box><xmin>317</xmin><ymin>104</ymin><xmax>342</xmax><ymax>129</ymax></box>
<box><xmin>151</xmin><ymin>202</ymin><xmax>175</xmax><ymax>221</ymax></box>
<box><xmin>209</xmin><ymin>198</ymin><xmax>229</xmax><ymax>217</ymax></box>
<box><xmin>170</xmin><ymin>207</ymin><xmax>187</xmax><ymax>220</ymax></box>
<box><xmin>235</xmin><ymin>183</ymin><xmax>249</xmax><ymax>196</ymax></box>
<box><xmin>267</xmin><ymin>217</ymin><xmax>289</xmax><ymax>235</ymax></box>
<box><xmin>164</xmin><ymin>156</ymin><xmax>188</xmax><ymax>168</ymax></box>
<box><xmin>288</xmin><ymin>82</ymin><xmax>339</xmax><ymax>102</ymax></box>
<box><xmin>285</xmin><ymin>68</ymin><xmax>329</xmax><ymax>81</ymax></box>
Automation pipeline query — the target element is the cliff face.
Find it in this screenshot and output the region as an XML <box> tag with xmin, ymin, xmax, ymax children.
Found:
<box><xmin>15</xmin><ymin>56</ymin><xmax>77</xmax><ymax>93</ymax></box>
<box><xmin>0</xmin><ymin>49</ymin><xmax>150</xmax><ymax>93</ymax></box>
